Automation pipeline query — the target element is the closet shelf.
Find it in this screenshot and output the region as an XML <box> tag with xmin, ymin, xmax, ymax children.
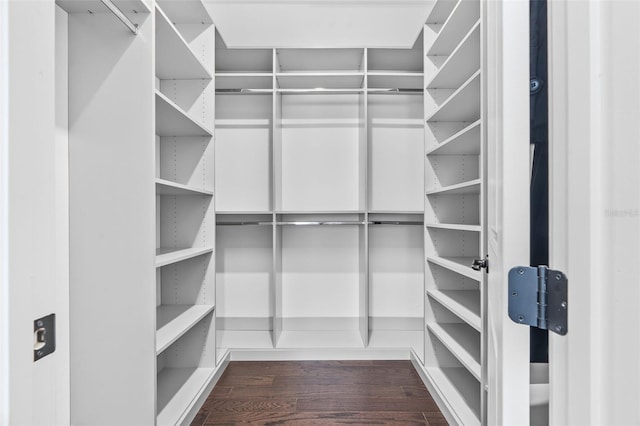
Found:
<box><xmin>276</xmin><ymin>73</ymin><xmax>364</xmax><ymax>90</ymax></box>
<box><xmin>427</xmin><ymin>120</ymin><xmax>481</xmax><ymax>155</ymax></box>
<box><xmin>426</xmin><ymin>223</ymin><xmax>481</xmax><ymax>232</ymax></box>
<box><xmin>155</xmin><ymin>5</ymin><xmax>212</xmax><ymax>80</ymax></box>
<box><xmin>56</xmin><ymin>0</ymin><xmax>150</xmax><ymax>14</ymax></box>
<box><xmin>156</xmin><ymin>305</ymin><xmax>215</xmax><ymax>354</ymax></box>
<box><xmin>156</xmin><ymin>0</ymin><xmax>212</xmax><ymax>24</ymax></box>
<box><xmin>155</xmin><ymin>247</ymin><xmax>213</xmax><ymax>268</ymax></box>
<box><xmin>215</xmin><ymin>89</ymin><xmax>273</xmax><ymax>94</ymax></box>
<box><xmin>156</xmin><ymin>91</ymin><xmax>213</xmax><ymax>137</ymax></box>
<box><xmin>426</xmin><ymin>255</ymin><xmax>482</xmax><ymax>282</ymax></box>
<box><xmin>427</xmin><ymin>289</ymin><xmax>482</xmax><ymax>331</ymax></box>
<box><xmin>156</xmin><ymin>367</ymin><xmax>214</xmax><ymax>426</ymax></box>
<box><xmin>427</xmin><ymin>22</ymin><xmax>481</xmax><ymax>89</ymax></box>
<box><xmin>427</xmin><ymin>323</ymin><xmax>481</xmax><ymax>381</ymax></box>
<box><xmin>426</xmin><ymin>0</ymin><xmax>458</xmax><ymax>25</ymax></box>
<box><xmin>426</xmin><ymin>70</ymin><xmax>481</xmax><ymax>122</ymax></box>
<box><xmin>424</xmin><ymin>367</ymin><xmax>481</xmax><ymax>426</ymax></box>
<box><xmin>217</xmin><ymin>221</ymin><xmax>273</xmax><ymax>226</ymax></box>
<box><xmin>155</xmin><ymin>179</ymin><xmax>213</xmax><ymax>196</ymax></box>
<box><xmin>217</xmin><ymin>330</ymin><xmax>275</xmax><ymax>350</ymax></box>
<box><xmin>276</xmin><ymin>88</ymin><xmax>364</xmax><ymax>94</ymax></box>
<box><xmin>426</xmin><ymin>179</ymin><xmax>481</xmax><ymax>196</ymax></box>
<box><xmin>427</xmin><ymin>0</ymin><xmax>480</xmax><ymax>57</ymax></box>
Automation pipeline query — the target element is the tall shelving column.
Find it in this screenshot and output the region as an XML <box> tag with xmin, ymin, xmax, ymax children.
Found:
<box><xmin>214</xmin><ymin>31</ymin><xmax>275</xmax><ymax>355</ymax></box>
<box><xmin>423</xmin><ymin>0</ymin><xmax>484</xmax><ymax>424</ymax></box>
<box><xmin>153</xmin><ymin>2</ymin><xmax>216</xmax><ymax>424</ymax></box>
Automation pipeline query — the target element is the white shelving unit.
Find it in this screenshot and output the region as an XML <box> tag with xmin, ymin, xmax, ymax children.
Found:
<box><xmin>423</xmin><ymin>0</ymin><xmax>485</xmax><ymax>424</ymax></box>
<box><xmin>154</xmin><ymin>3</ymin><xmax>217</xmax><ymax>424</ymax></box>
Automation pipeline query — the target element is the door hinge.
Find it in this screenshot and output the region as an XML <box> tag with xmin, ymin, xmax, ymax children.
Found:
<box><xmin>508</xmin><ymin>266</ymin><xmax>568</xmax><ymax>335</ymax></box>
<box><xmin>34</xmin><ymin>313</ymin><xmax>56</xmax><ymax>361</ymax></box>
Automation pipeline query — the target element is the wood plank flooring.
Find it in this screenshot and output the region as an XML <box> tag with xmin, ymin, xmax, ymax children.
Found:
<box><xmin>192</xmin><ymin>361</ymin><xmax>448</xmax><ymax>425</ymax></box>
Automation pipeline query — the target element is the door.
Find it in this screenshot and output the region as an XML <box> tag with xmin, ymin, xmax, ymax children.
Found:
<box><xmin>485</xmin><ymin>0</ymin><xmax>531</xmax><ymax>424</ymax></box>
<box><xmin>548</xmin><ymin>1</ymin><xmax>640</xmax><ymax>425</ymax></box>
<box><xmin>2</xmin><ymin>1</ymin><xmax>70</xmax><ymax>424</ymax></box>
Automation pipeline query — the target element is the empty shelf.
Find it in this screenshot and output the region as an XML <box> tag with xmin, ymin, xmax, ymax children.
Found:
<box><xmin>216</xmin><ymin>330</ymin><xmax>274</xmax><ymax>350</ymax></box>
<box><xmin>426</xmin><ymin>179</ymin><xmax>481</xmax><ymax>196</ymax></box>
<box><xmin>156</xmin><ymin>367</ymin><xmax>214</xmax><ymax>426</ymax></box>
<box><xmin>426</xmin><ymin>255</ymin><xmax>481</xmax><ymax>282</ymax></box>
<box><xmin>155</xmin><ymin>5</ymin><xmax>211</xmax><ymax>80</ymax></box>
<box><xmin>427</xmin><ymin>323</ymin><xmax>481</xmax><ymax>380</ymax></box>
<box><xmin>426</xmin><ymin>0</ymin><xmax>457</xmax><ymax>24</ymax></box>
<box><xmin>428</xmin><ymin>0</ymin><xmax>480</xmax><ymax>57</ymax></box>
<box><xmin>156</xmin><ymin>305</ymin><xmax>215</xmax><ymax>354</ymax></box>
<box><xmin>427</xmin><ymin>71</ymin><xmax>481</xmax><ymax>122</ymax></box>
<box><xmin>426</xmin><ymin>223</ymin><xmax>481</xmax><ymax>232</ymax></box>
<box><xmin>428</xmin><ymin>22</ymin><xmax>481</xmax><ymax>89</ymax></box>
<box><xmin>425</xmin><ymin>367</ymin><xmax>481</xmax><ymax>426</ymax></box>
<box><xmin>156</xmin><ymin>179</ymin><xmax>213</xmax><ymax>196</ymax></box>
<box><xmin>427</xmin><ymin>120</ymin><xmax>481</xmax><ymax>155</ymax></box>
<box><xmin>276</xmin><ymin>73</ymin><xmax>364</xmax><ymax>90</ymax></box>
<box><xmin>156</xmin><ymin>91</ymin><xmax>213</xmax><ymax>137</ymax></box>
<box><xmin>155</xmin><ymin>247</ymin><xmax>213</xmax><ymax>268</ymax></box>
<box><xmin>427</xmin><ymin>289</ymin><xmax>481</xmax><ymax>331</ymax></box>
<box><xmin>367</xmin><ymin>72</ymin><xmax>424</xmax><ymax>90</ymax></box>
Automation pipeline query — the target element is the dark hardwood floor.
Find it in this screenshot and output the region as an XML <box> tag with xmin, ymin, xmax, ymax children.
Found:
<box><xmin>192</xmin><ymin>360</ymin><xmax>448</xmax><ymax>425</ymax></box>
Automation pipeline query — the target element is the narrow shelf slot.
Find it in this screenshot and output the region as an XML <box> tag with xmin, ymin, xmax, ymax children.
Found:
<box><xmin>427</xmin><ymin>323</ymin><xmax>481</xmax><ymax>380</ymax></box>
<box><xmin>155</xmin><ymin>5</ymin><xmax>211</xmax><ymax>80</ymax></box>
<box><xmin>368</xmin><ymin>72</ymin><xmax>424</xmax><ymax>90</ymax></box>
<box><xmin>427</xmin><ymin>22</ymin><xmax>481</xmax><ymax>89</ymax></box>
<box><xmin>427</xmin><ymin>120</ymin><xmax>481</xmax><ymax>155</ymax></box>
<box><xmin>426</xmin><ymin>223</ymin><xmax>481</xmax><ymax>232</ymax></box>
<box><xmin>156</xmin><ymin>305</ymin><xmax>215</xmax><ymax>354</ymax></box>
<box><xmin>427</xmin><ymin>0</ymin><xmax>480</xmax><ymax>57</ymax></box>
<box><xmin>426</xmin><ymin>255</ymin><xmax>481</xmax><ymax>282</ymax></box>
<box><xmin>156</xmin><ymin>247</ymin><xmax>213</xmax><ymax>268</ymax></box>
<box><xmin>425</xmin><ymin>367</ymin><xmax>481</xmax><ymax>426</ymax></box>
<box><xmin>276</xmin><ymin>73</ymin><xmax>365</xmax><ymax>90</ymax></box>
<box><xmin>426</xmin><ymin>0</ymin><xmax>458</xmax><ymax>24</ymax></box>
<box><xmin>427</xmin><ymin>289</ymin><xmax>481</xmax><ymax>331</ymax></box>
<box><xmin>426</xmin><ymin>71</ymin><xmax>481</xmax><ymax>122</ymax></box>
<box><xmin>156</xmin><ymin>91</ymin><xmax>213</xmax><ymax>137</ymax></box>
<box><xmin>426</xmin><ymin>179</ymin><xmax>481</xmax><ymax>196</ymax></box>
<box><xmin>156</xmin><ymin>367</ymin><xmax>214</xmax><ymax>426</ymax></box>
<box><xmin>216</xmin><ymin>73</ymin><xmax>273</xmax><ymax>91</ymax></box>
<box><xmin>156</xmin><ymin>179</ymin><xmax>213</xmax><ymax>196</ymax></box>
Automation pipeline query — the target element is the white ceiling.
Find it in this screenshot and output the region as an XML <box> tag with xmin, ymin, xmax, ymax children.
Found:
<box><xmin>204</xmin><ymin>0</ymin><xmax>431</xmax><ymax>49</ymax></box>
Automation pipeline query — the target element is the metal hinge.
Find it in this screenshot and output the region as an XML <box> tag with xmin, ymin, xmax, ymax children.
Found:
<box><xmin>508</xmin><ymin>266</ymin><xmax>568</xmax><ymax>335</ymax></box>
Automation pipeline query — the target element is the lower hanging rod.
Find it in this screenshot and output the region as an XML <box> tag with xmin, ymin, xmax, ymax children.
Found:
<box><xmin>100</xmin><ymin>0</ymin><xmax>138</xmax><ymax>35</ymax></box>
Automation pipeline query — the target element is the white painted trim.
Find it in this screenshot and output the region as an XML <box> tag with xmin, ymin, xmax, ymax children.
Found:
<box><xmin>410</xmin><ymin>352</ymin><xmax>459</xmax><ymax>426</ymax></box>
<box><xmin>0</xmin><ymin>0</ymin><xmax>8</xmax><ymax>422</ymax></box>
<box><xmin>180</xmin><ymin>354</ymin><xmax>230</xmax><ymax>426</ymax></box>
<box><xmin>229</xmin><ymin>348</ymin><xmax>411</xmax><ymax>361</ymax></box>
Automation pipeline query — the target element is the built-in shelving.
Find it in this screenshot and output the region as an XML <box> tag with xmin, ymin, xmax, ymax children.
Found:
<box><xmin>156</xmin><ymin>305</ymin><xmax>215</xmax><ymax>354</ymax></box>
<box><xmin>427</xmin><ymin>0</ymin><xmax>480</xmax><ymax>57</ymax></box>
<box><xmin>427</xmin><ymin>22</ymin><xmax>481</xmax><ymax>89</ymax></box>
<box><xmin>155</xmin><ymin>91</ymin><xmax>213</xmax><ymax>137</ymax></box>
<box><xmin>427</xmin><ymin>323</ymin><xmax>481</xmax><ymax>380</ymax></box>
<box><xmin>427</xmin><ymin>120</ymin><xmax>481</xmax><ymax>155</ymax></box>
<box><xmin>425</xmin><ymin>179</ymin><xmax>481</xmax><ymax>196</ymax></box>
<box><xmin>428</xmin><ymin>289</ymin><xmax>481</xmax><ymax>333</ymax></box>
<box><xmin>56</xmin><ymin>0</ymin><xmax>149</xmax><ymax>14</ymax></box>
<box><xmin>156</xmin><ymin>179</ymin><xmax>213</xmax><ymax>196</ymax></box>
<box><xmin>155</xmin><ymin>247</ymin><xmax>213</xmax><ymax>268</ymax></box>
<box><xmin>426</xmin><ymin>255</ymin><xmax>481</xmax><ymax>282</ymax></box>
<box><xmin>156</xmin><ymin>367</ymin><xmax>215</xmax><ymax>426</ymax></box>
<box><xmin>426</xmin><ymin>71</ymin><xmax>481</xmax><ymax>122</ymax></box>
<box><xmin>425</xmin><ymin>367</ymin><xmax>481</xmax><ymax>425</ymax></box>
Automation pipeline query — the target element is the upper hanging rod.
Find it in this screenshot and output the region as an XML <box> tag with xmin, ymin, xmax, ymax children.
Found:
<box><xmin>217</xmin><ymin>221</ymin><xmax>272</xmax><ymax>226</ymax></box>
<box><xmin>367</xmin><ymin>88</ymin><xmax>423</xmax><ymax>93</ymax></box>
<box><xmin>215</xmin><ymin>89</ymin><xmax>273</xmax><ymax>94</ymax></box>
<box><xmin>276</xmin><ymin>221</ymin><xmax>367</xmax><ymax>226</ymax></box>
<box><xmin>100</xmin><ymin>0</ymin><xmax>138</xmax><ymax>35</ymax></box>
<box><xmin>369</xmin><ymin>221</ymin><xmax>423</xmax><ymax>225</ymax></box>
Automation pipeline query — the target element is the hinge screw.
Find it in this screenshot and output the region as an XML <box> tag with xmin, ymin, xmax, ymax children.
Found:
<box><xmin>518</xmin><ymin>315</ymin><xmax>525</xmax><ymax>322</ymax></box>
<box><xmin>555</xmin><ymin>325</ymin><xmax>563</xmax><ymax>332</ymax></box>
<box><xmin>37</xmin><ymin>351</ymin><xmax>43</xmax><ymax>356</ymax></box>
<box><xmin>512</xmin><ymin>291</ymin><xmax>518</xmax><ymax>297</ymax></box>
<box><xmin>37</xmin><ymin>321</ymin><xmax>43</xmax><ymax>327</ymax></box>
<box><xmin>556</xmin><ymin>274</ymin><xmax>562</xmax><ymax>280</ymax></box>
<box><xmin>518</xmin><ymin>268</ymin><xmax>525</xmax><ymax>275</ymax></box>
<box><xmin>561</xmin><ymin>301</ymin><xmax>567</xmax><ymax>309</ymax></box>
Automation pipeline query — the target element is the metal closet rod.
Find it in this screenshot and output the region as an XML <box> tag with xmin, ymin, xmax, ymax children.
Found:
<box><xmin>215</xmin><ymin>88</ymin><xmax>422</xmax><ymax>94</ymax></box>
<box><xmin>100</xmin><ymin>0</ymin><xmax>138</xmax><ymax>35</ymax></box>
<box><xmin>217</xmin><ymin>221</ymin><xmax>424</xmax><ymax>226</ymax></box>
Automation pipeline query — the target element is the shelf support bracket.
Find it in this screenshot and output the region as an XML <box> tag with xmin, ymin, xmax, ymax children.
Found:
<box><xmin>100</xmin><ymin>0</ymin><xmax>138</xmax><ymax>35</ymax></box>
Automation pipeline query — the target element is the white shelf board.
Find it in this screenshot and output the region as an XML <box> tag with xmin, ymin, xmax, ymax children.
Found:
<box><xmin>156</xmin><ymin>305</ymin><xmax>215</xmax><ymax>354</ymax></box>
<box><xmin>155</xmin><ymin>247</ymin><xmax>213</xmax><ymax>268</ymax></box>
<box><xmin>426</xmin><ymin>223</ymin><xmax>481</xmax><ymax>232</ymax></box>
<box><xmin>155</xmin><ymin>91</ymin><xmax>213</xmax><ymax>137</ymax></box>
<box><xmin>216</xmin><ymin>73</ymin><xmax>273</xmax><ymax>90</ymax></box>
<box><xmin>276</xmin><ymin>73</ymin><xmax>364</xmax><ymax>90</ymax></box>
<box><xmin>428</xmin><ymin>0</ymin><xmax>480</xmax><ymax>56</ymax></box>
<box><xmin>56</xmin><ymin>0</ymin><xmax>149</xmax><ymax>14</ymax></box>
<box><xmin>428</xmin><ymin>22</ymin><xmax>481</xmax><ymax>89</ymax></box>
<box><xmin>277</xmin><ymin>330</ymin><xmax>365</xmax><ymax>349</ymax></box>
<box><xmin>156</xmin><ymin>179</ymin><xmax>213</xmax><ymax>196</ymax></box>
<box><xmin>426</xmin><ymin>179</ymin><xmax>481</xmax><ymax>196</ymax></box>
<box><xmin>277</xmin><ymin>49</ymin><xmax>364</xmax><ymax>73</ymax></box>
<box><xmin>156</xmin><ymin>367</ymin><xmax>214</xmax><ymax>426</ymax></box>
<box><xmin>426</xmin><ymin>255</ymin><xmax>481</xmax><ymax>282</ymax></box>
<box><xmin>217</xmin><ymin>330</ymin><xmax>274</xmax><ymax>349</ymax></box>
<box><xmin>425</xmin><ymin>367</ymin><xmax>481</xmax><ymax>426</ymax></box>
<box><xmin>427</xmin><ymin>120</ymin><xmax>481</xmax><ymax>155</ymax></box>
<box><xmin>156</xmin><ymin>0</ymin><xmax>212</xmax><ymax>24</ymax></box>
<box><xmin>427</xmin><ymin>71</ymin><xmax>481</xmax><ymax>122</ymax></box>
<box><xmin>155</xmin><ymin>6</ymin><xmax>211</xmax><ymax>80</ymax></box>
<box><xmin>427</xmin><ymin>289</ymin><xmax>481</xmax><ymax>331</ymax></box>
<box><xmin>426</xmin><ymin>0</ymin><xmax>457</xmax><ymax>24</ymax></box>
<box><xmin>427</xmin><ymin>323</ymin><xmax>481</xmax><ymax>380</ymax></box>
<box><xmin>367</xmin><ymin>72</ymin><xmax>424</xmax><ymax>90</ymax></box>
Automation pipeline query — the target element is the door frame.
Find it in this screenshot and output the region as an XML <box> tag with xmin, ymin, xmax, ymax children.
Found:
<box><xmin>548</xmin><ymin>0</ymin><xmax>640</xmax><ymax>424</ymax></box>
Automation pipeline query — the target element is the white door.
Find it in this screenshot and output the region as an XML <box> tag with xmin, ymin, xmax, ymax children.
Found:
<box><xmin>1</xmin><ymin>1</ymin><xmax>70</xmax><ymax>424</ymax></box>
<box><xmin>485</xmin><ymin>0</ymin><xmax>532</xmax><ymax>424</ymax></box>
<box><xmin>548</xmin><ymin>1</ymin><xmax>640</xmax><ymax>425</ymax></box>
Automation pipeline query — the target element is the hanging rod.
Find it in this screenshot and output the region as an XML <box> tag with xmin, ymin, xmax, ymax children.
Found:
<box><xmin>217</xmin><ymin>222</ymin><xmax>272</xmax><ymax>226</ymax></box>
<box><xmin>100</xmin><ymin>0</ymin><xmax>138</xmax><ymax>35</ymax></box>
<box><xmin>276</xmin><ymin>88</ymin><xmax>364</xmax><ymax>94</ymax></box>
<box><xmin>215</xmin><ymin>89</ymin><xmax>273</xmax><ymax>94</ymax></box>
<box><xmin>367</xmin><ymin>88</ymin><xmax>423</xmax><ymax>93</ymax></box>
<box><xmin>369</xmin><ymin>221</ymin><xmax>424</xmax><ymax>225</ymax></box>
<box><xmin>276</xmin><ymin>221</ymin><xmax>367</xmax><ymax>226</ymax></box>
